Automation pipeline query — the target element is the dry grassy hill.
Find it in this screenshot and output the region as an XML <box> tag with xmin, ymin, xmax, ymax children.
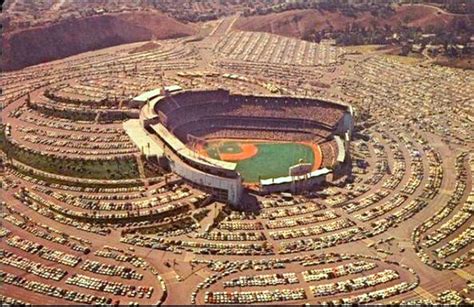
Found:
<box><xmin>234</xmin><ymin>5</ymin><xmax>472</xmax><ymax>40</ymax></box>
<box><xmin>1</xmin><ymin>12</ymin><xmax>197</xmax><ymax>71</ymax></box>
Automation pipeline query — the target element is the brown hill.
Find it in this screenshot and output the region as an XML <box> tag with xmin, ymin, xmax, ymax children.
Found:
<box><xmin>129</xmin><ymin>42</ymin><xmax>162</xmax><ymax>54</ymax></box>
<box><xmin>233</xmin><ymin>6</ymin><xmax>472</xmax><ymax>39</ymax></box>
<box><xmin>1</xmin><ymin>12</ymin><xmax>197</xmax><ymax>71</ymax></box>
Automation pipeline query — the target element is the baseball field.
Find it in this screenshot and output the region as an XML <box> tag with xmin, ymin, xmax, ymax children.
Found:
<box><xmin>197</xmin><ymin>139</ymin><xmax>322</xmax><ymax>183</ymax></box>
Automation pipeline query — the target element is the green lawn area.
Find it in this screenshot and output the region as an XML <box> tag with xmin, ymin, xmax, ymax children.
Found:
<box><xmin>3</xmin><ymin>138</ymin><xmax>139</xmax><ymax>180</ymax></box>
<box><xmin>14</xmin><ymin>151</ymin><xmax>139</xmax><ymax>180</ymax></box>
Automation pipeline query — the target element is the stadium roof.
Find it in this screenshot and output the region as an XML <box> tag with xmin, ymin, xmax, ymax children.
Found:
<box><xmin>133</xmin><ymin>86</ymin><xmax>182</xmax><ymax>103</ymax></box>
<box><xmin>166</xmin><ymin>85</ymin><xmax>182</xmax><ymax>92</ymax></box>
<box><xmin>133</xmin><ymin>88</ymin><xmax>162</xmax><ymax>103</ymax></box>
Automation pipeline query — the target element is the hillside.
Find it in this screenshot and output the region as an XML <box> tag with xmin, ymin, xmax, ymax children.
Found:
<box><xmin>233</xmin><ymin>5</ymin><xmax>473</xmax><ymax>41</ymax></box>
<box><xmin>1</xmin><ymin>12</ymin><xmax>197</xmax><ymax>71</ymax></box>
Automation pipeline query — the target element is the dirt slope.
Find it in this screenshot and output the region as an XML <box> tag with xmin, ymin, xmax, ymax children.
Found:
<box><xmin>2</xmin><ymin>12</ymin><xmax>197</xmax><ymax>71</ymax></box>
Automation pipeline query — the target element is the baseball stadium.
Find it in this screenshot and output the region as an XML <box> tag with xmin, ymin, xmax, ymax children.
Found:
<box><xmin>141</xmin><ymin>88</ymin><xmax>353</xmax><ymax>207</ymax></box>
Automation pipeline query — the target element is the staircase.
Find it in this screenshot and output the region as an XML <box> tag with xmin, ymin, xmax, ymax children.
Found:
<box><xmin>136</xmin><ymin>154</ymin><xmax>148</xmax><ymax>188</ymax></box>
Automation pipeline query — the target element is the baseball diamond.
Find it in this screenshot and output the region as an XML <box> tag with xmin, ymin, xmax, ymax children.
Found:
<box><xmin>198</xmin><ymin>140</ymin><xmax>319</xmax><ymax>183</ymax></box>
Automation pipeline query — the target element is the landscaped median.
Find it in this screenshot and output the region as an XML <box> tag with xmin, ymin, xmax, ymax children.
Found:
<box><xmin>2</xmin><ymin>135</ymin><xmax>139</xmax><ymax>180</ymax></box>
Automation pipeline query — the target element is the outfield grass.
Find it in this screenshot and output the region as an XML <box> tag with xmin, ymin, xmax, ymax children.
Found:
<box><xmin>205</xmin><ymin>141</ymin><xmax>314</xmax><ymax>183</ymax></box>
